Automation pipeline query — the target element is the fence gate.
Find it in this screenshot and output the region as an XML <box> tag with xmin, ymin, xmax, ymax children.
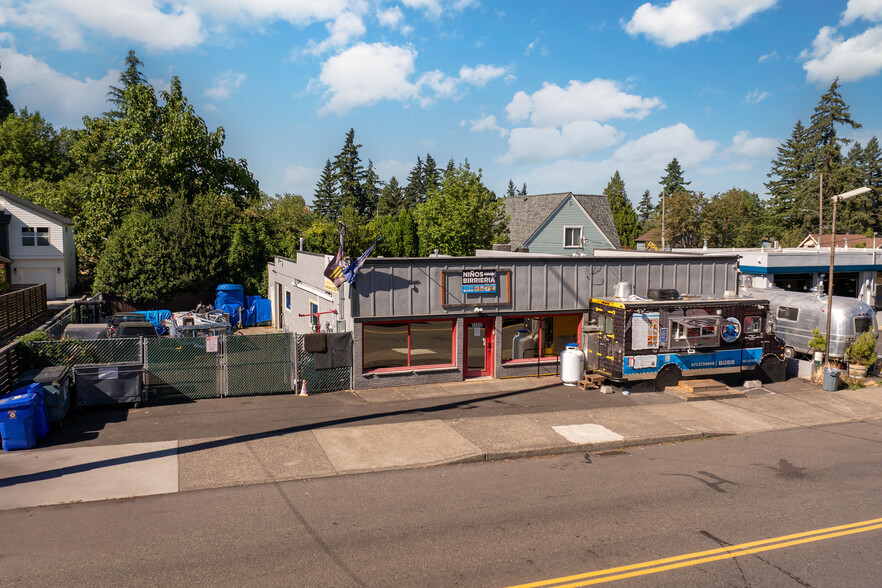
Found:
<box><xmin>295</xmin><ymin>333</ymin><xmax>351</xmax><ymax>394</ymax></box>
<box><xmin>225</xmin><ymin>332</ymin><xmax>294</xmax><ymax>396</ymax></box>
<box><xmin>145</xmin><ymin>338</ymin><xmax>220</xmax><ymax>401</ymax></box>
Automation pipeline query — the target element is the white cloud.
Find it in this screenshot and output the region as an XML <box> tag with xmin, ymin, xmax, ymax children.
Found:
<box><xmin>0</xmin><ymin>0</ymin><xmax>204</xmax><ymax>51</ymax></box>
<box><xmin>304</xmin><ymin>11</ymin><xmax>366</xmax><ymax>55</ymax></box>
<box><xmin>503</xmin><ymin>79</ymin><xmax>663</xmax><ymax>127</ymax></box>
<box><xmin>375</xmin><ymin>159</ymin><xmax>412</xmax><ymax>182</ymax></box>
<box><xmin>758</xmin><ymin>50</ymin><xmax>778</xmax><ymax>62</ymax></box>
<box><xmin>319</xmin><ymin>42</ymin><xmax>419</xmax><ymax>114</ymax></box>
<box><xmin>466</xmin><ymin>115</ymin><xmax>509</xmax><ymax>137</ymax></box>
<box><xmin>0</xmin><ymin>44</ymin><xmax>115</xmax><ymax>127</ymax></box>
<box><xmin>802</xmin><ymin>24</ymin><xmax>882</xmax><ymax>83</ymax></box>
<box><xmin>744</xmin><ymin>89</ymin><xmax>770</xmax><ymax>104</ymax></box>
<box><xmin>317</xmin><ymin>42</ymin><xmax>508</xmax><ymax>113</ymax></box>
<box><xmin>726</xmin><ymin>130</ymin><xmax>777</xmax><ymax>158</ymax></box>
<box><xmin>625</xmin><ymin>0</ymin><xmax>778</xmax><ymax>47</ymax></box>
<box><xmin>520</xmin><ymin>123</ymin><xmax>718</xmax><ymax>195</ymax></box>
<box><xmin>458</xmin><ymin>64</ymin><xmax>508</xmax><ymax>86</ymax></box>
<box><xmin>499</xmin><ymin>121</ymin><xmax>623</xmax><ymax>164</ymax></box>
<box><xmin>205</xmin><ymin>70</ymin><xmax>246</xmax><ymax>100</ymax></box>
<box><xmin>842</xmin><ymin>0</ymin><xmax>882</xmax><ymax>25</ymax></box>
<box><xmin>377</xmin><ymin>6</ymin><xmax>405</xmax><ymax>28</ymax></box>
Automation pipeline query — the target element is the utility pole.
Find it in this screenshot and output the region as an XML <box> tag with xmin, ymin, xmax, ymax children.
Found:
<box><xmin>661</xmin><ymin>190</ymin><xmax>666</xmax><ymax>251</ymax></box>
<box><xmin>818</xmin><ymin>172</ymin><xmax>823</xmax><ymax>237</ymax></box>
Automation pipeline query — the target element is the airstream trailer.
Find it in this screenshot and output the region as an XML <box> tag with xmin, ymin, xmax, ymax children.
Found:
<box><xmin>585</xmin><ymin>289</ymin><xmax>785</xmax><ymax>390</ymax></box>
<box><xmin>743</xmin><ymin>287</ymin><xmax>876</xmax><ymax>358</ymax></box>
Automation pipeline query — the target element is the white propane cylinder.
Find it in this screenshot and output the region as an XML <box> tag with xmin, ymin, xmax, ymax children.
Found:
<box><xmin>512</xmin><ymin>329</ymin><xmax>532</xmax><ymax>359</ymax></box>
<box><xmin>560</xmin><ymin>343</ymin><xmax>584</xmax><ymax>386</ymax></box>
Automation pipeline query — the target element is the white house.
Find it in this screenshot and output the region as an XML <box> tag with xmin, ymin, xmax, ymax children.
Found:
<box><xmin>0</xmin><ymin>190</ymin><xmax>76</xmax><ymax>299</ymax></box>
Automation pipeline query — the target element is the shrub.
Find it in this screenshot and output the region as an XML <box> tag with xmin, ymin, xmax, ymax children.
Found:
<box><xmin>844</xmin><ymin>331</ymin><xmax>878</xmax><ymax>366</ymax></box>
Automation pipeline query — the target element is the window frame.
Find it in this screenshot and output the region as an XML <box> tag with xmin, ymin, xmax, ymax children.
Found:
<box><xmin>501</xmin><ymin>313</ymin><xmax>582</xmax><ymax>364</ymax></box>
<box><xmin>563</xmin><ymin>226</ymin><xmax>583</xmax><ymax>249</ymax></box>
<box><xmin>362</xmin><ymin>318</ymin><xmax>457</xmax><ymax>373</ymax></box>
<box><xmin>309</xmin><ymin>301</ymin><xmax>319</xmax><ymax>329</ymax></box>
<box><xmin>285</xmin><ymin>290</ymin><xmax>291</xmax><ymax>310</ymax></box>
<box><xmin>777</xmin><ymin>306</ymin><xmax>799</xmax><ymax>321</ymax></box>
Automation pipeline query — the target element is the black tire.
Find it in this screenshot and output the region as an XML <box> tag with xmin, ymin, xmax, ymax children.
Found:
<box><xmin>757</xmin><ymin>355</ymin><xmax>786</xmax><ymax>383</ymax></box>
<box><xmin>655</xmin><ymin>364</ymin><xmax>682</xmax><ymax>391</ymax></box>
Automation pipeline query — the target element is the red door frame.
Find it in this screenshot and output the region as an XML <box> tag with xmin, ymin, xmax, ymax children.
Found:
<box><xmin>463</xmin><ymin>318</ymin><xmax>494</xmax><ymax>378</ymax></box>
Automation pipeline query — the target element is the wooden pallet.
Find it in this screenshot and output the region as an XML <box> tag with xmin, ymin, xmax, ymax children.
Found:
<box><xmin>577</xmin><ymin>373</ymin><xmax>605</xmax><ymax>390</ymax></box>
<box><xmin>664</xmin><ymin>378</ymin><xmax>744</xmax><ymax>401</ymax></box>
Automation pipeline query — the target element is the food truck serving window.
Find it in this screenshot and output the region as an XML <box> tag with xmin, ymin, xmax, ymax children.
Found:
<box><xmin>669</xmin><ymin>316</ymin><xmax>721</xmax><ymax>349</ymax></box>
<box><xmin>363</xmin><ymin>319</ymin><xmax>455</xmax><ymax>371</ymax></box>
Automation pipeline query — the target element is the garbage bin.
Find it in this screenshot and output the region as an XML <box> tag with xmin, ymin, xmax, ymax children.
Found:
<box><xmin>73</xmin><ymin>363</ymin><xmax>143</xmax><ymax>407</ymax></box>
<box><xmin>0</xmin><ymin>390</ymin><xmax>39</xmax><ymax>450</ymax></box>
<box><xmin>822</xmin><ymin>367</ymin><xmax>841</xmax><ymax>391</ymax></box>
<box><xmin>15</xmin><ymin>366</ymin><xmax>71</xmax><ymax>424</ymax></box>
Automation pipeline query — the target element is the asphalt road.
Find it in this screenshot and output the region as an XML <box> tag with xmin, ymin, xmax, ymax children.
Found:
<box><xmin>3</xmin><ymin>419</ymin><xmax>881</xmax><ymax>587</ymax></box>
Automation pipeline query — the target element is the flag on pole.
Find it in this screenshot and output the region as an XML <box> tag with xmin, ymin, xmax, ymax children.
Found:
<box><xmin>323</xmin><ymin>246</ymin><xmax>346</xmax><ymax>287</ymax></box>
<box><xmin>342</xmin><ymin>240</ymin><xmax>377</xmax><ymax>285</ymax></box>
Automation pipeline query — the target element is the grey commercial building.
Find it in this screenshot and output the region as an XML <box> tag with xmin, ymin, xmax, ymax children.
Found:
<box><xmin>268</xmin><ymin>250</ymin><xmax>739</xmax><ymax>390</ymax></box>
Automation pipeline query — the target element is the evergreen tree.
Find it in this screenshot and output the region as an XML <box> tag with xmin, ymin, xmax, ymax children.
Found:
<box><xmin>104</xmin><ymin>50</ymin><xmax>148</xmax><ymax>118</ymax></box>
<box><xmin>637</xmin><ymin>189</ymin><xmax>654</xmax><ymax>225</ymax></box>
<box><xmin>658</xmin><ymin>158</ymin><xmax>691</xmax><ymax>199</ymax></box>
<box><xmin>603</xmin><ymin>171</ymin><xmax>640</xmax><ymax>249</ymax></box>
<box><xmin>423</xmin><ymin>153</ymin><xmax>440</xmax><ymax>196</ymax></box>
<box><xmin>0</xmin><ymin>62</ymin><xmax>14</xmax><ymax>121</ymax></box>
<box><xmin>765</xmin><ymin>120</ymin><xmax>815</xmax><ymax>238</ymax></box>
<box><xmin>360</xmin><ymin>159</ymin><xmax>382</xmax><ymax>218</ymax></box>
<box><xmin>838</xmin><ymin>141</ymin><xmax>877</xmax><ymax>234</ymax></box>
<box><xmin>312</xmin><ymin>159</ymin><xmax>337</xmax><ymax>218</ymax></box>
<box><xmin>809</xmin><ymin>78</ymin><xmax>861</xmax><ymax>176</ymax></box>
<box><xmin>378</xmin><ymin>176</ymin><xmax>405</xmax><ymax>216</ymax></box>
<box><xmin>520</xmin><ymin>183</ymin><xmax>527</xmax><ymax>196</ymax></box>
<box><xmin>404</xmin><ymin>156</ymin><xmax>424</xmax><ymax>206</ymax></box>
<box><xmin>505</xmin><ymin>179</ymin><xmax>516</xmax><ymax>198</ymax></box>
<box><xmin>333</xmin><ymin>128</ymin><xmax>365</xmax><ymax>214</ymax></box>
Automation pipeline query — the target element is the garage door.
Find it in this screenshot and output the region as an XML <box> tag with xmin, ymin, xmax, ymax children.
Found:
<box><xmin>17</xmin><ymin>267</ymin><xmax>57</xmax><ymax>298</ymax></box>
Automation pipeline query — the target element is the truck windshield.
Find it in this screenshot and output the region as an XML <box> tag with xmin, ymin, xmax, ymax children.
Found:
<box><xmin>854</xmin><ymin>317</ymin><xmax>874</xmax><ymax>334</ymax></box>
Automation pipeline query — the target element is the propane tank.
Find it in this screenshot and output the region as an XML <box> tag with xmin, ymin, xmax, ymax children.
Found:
<box><xmin>512</xmin><ymin>328</ymin><xmax>532</xmax><ymax>359</ymax></box>
<box><xmin>560</xmin><ymin>343</ymin><xmax>584</xmax><ymax>386</ymax></box>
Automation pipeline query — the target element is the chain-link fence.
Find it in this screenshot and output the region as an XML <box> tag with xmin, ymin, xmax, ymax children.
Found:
<box><xmin>295</xmin><ymin>333</ymin><xmax>351</xmax><ymax>394</ymax></box>
<box><xmin>226</xmin><ymin>333</ymin><xmax>294</xmax><ymax>396</ymax></box>
<box><xmin>144</xmin><ymin>337</ymin><xmax>221</xmax><ymax>402</ymax></box>
<box><xmin>19</xmin><ymin>338</ymin><xmax>141</xmax><ymax>371</ymax></box>
<box><xmin>12</xmin><ymin>331</ymin><xmax>348</xmax><ymax>402</ymax></box>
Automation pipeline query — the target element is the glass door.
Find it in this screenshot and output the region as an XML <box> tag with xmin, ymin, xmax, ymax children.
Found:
<box><xmin>464</xmin><ymin>318</ymin><xmax>494</xmax><ymax>378</ymax></box>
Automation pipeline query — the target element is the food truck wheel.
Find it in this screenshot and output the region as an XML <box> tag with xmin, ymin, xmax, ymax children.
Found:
<box><xmin>757</xmin><ymin>355</ymin><xmax>786</xmax><ymax>383</ymax></box>
<box><xmin>654</xmin><ymin>364</ymin><xmax>682</xmax><ymax>391</ymax></box>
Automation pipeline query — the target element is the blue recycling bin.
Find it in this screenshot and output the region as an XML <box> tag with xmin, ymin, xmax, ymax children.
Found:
<box><xmin>0</xmin><ymin>390</ymin><xmax>39</xmax><ymax>450</ymax></box>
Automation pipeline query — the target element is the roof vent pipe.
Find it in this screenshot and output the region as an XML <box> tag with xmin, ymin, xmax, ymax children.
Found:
<box><xmin>299</xmin><ymin>237</ymin><xmax>304</xmax><ymax>251</ymax></box>
<box><xmin>614</xmin><ymin>281</ymin><xmax>633</xmax><ymax>299</ymax></box>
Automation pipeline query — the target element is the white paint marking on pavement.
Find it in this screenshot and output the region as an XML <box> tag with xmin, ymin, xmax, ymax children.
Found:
<box><xmin>552</xmin><ymin>423</ymin><xmax>624</xmax><ymax>444</ymax></box>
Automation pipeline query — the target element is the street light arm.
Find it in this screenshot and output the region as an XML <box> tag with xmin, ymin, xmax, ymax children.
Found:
<box><xmin>833</xmin><ymin>186</ymin><xmax>872</xmax><ymax>202</ymax></box>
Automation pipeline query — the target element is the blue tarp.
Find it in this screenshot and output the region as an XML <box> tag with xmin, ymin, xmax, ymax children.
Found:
<box><xmin>215</xmin><ymin>285</ymin><xmax>271</xmax><ymax>327</ymax></box>
<box><xmin>216</xmin><ymin>284</ymin><xmax>246</xmax><ymax>327</ymax></box>
<box><xmin>244</xmin><ymin>296</ymin><xmax>272</xmax><ymax>326</ymax></box>
<box><xmin>134</xmin><ymin>310</ymin><xmax>172</xmax><ymax>336</ymax></box>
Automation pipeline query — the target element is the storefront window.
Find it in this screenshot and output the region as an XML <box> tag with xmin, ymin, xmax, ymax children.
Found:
<box><xmin>501</xmin><ymin>314</ymin><xmax>580</xmax><ymax>362</ymax></box>
<box><xmin>363</xmin><ymin>320</ymin><xmax>454</xmax><ymax>371</ymax></box>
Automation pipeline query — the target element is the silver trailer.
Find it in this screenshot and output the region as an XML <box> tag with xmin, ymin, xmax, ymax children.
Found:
<box><xmin>744</xmin><ymin>287</ymin><xmax>876</xmax><ymax>358</ymax></box>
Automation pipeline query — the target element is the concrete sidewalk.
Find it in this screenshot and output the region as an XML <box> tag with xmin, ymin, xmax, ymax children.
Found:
<box><xmin>2</xmin><ymin>379</ymin><xmax>882</xmax><ymax>510</ymax></box>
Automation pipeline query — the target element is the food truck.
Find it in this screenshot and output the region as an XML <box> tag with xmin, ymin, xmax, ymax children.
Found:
<box><xmin>585</xmin><ymin>288</ymin><xmax>785</xmax><ymax>390</ymax></box>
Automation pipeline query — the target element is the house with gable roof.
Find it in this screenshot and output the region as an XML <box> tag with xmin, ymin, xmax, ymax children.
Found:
<box><xmin>502</xmin><ymin>192</ymin><xmax>620</xmax><ymax>255</ymax></box>
<box><xmin>0</xmin><ymin>190</ymin><xmax>76</xmax><ymax>299</ymax></box>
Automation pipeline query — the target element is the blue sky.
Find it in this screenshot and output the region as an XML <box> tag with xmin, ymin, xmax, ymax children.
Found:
<box><xmin>2</xmin><ymin>0</ymin><xmax>882</xmax><ymax>205</ymax></box>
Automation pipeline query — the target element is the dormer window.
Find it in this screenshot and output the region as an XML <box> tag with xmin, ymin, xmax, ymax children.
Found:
<box><xmin>22</xmin><ymin>227</ymin><xmax>50</xmax><ymax>246</ymax></box>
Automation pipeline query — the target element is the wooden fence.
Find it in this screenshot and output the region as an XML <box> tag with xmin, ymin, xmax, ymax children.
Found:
<box><xmin>0</xmin><ymin>284</ymin><xmax>47</xmax><ymax>332</ymax></box>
